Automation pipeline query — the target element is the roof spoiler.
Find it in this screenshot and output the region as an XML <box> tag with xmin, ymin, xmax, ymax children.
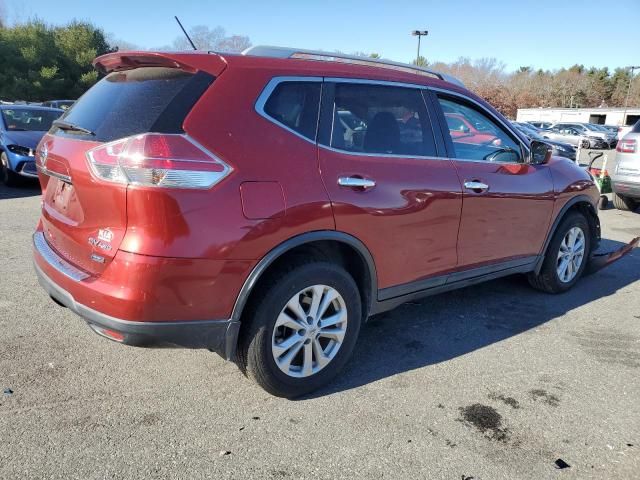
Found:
<box><xmin>93</xmin><ymin>51</ymin><xmax>228</xmax><ymax>76</ymax></box>
<box><xmin>242</xmin><ymin>45</ymin><xmax>465</xmax><ymax>87</ymax></box>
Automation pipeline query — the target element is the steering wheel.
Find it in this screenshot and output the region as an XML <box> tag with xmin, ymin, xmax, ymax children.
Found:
<box><xmin>483</xmin><ymin>147</ymin><xmax>517</xmax><ymax>162</ymax></box>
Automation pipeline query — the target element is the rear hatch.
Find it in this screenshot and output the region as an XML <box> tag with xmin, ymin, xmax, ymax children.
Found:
<box><xmin>37</xmin><ymin>53</ymin><xmax>225</xmax><ymax>275</ymax></box>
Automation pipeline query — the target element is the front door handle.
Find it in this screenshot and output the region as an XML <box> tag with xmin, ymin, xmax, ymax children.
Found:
<box><xmin>338</xmin><ymin>176</ymin><xmax>376</xmax><ymax>190</ymax></box>
<box><xmin>464</xmin><ymin>180</ymin><xmax>489</xmax><ymax>193</ymax></box>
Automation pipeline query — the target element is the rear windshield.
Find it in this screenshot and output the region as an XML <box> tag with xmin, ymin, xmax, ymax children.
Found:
<box><xmin>1</xmin><ymin>108</ymin><xmax>61</xmax><ymax>132</ymax></box>
<box><xmin>56</xmin><ymin>67</ymin><xmax>213</xmax><ymax>142</ymax></box>
<box><xmin>632</xmin><ymin>120</ymin><xmax>640</xmax><ymax>133</ymax></box>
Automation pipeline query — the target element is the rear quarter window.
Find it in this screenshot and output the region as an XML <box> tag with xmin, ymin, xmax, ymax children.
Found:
<box><xmin>56</xmin><ymin>67</ymin><xmax>213</xmax><ymax>142</ymax></box>
<box><xmin>262</xmin><ymin>81</ymin><xmax>321</xmax><ymax>141</ymax></box>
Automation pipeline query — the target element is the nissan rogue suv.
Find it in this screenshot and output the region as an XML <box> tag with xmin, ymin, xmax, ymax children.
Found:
<box><xmin>33</xmin><ymin>47</ymin><xmax>631</xmax><ymax>397</ymax></box>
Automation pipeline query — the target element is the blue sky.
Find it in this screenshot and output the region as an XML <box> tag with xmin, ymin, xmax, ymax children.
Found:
<box><xmin>6</xmin><ymin>0</ymin><xmax>640</xmax><ymax>72</ymax></box>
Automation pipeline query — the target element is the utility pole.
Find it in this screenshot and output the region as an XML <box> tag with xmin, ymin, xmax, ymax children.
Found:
<box><xmin>412</xmin><ymin>30</ymin><xmax>428</xmax><ymax>65</ymax></box>
<box><xmin>623</xmin><ymin>65</ymin><xmax>640</xmax><ymax>126</ymax></box>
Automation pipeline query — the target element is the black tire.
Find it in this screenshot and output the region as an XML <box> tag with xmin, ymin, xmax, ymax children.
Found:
<box><xmin>580</xmin><ymin>139</ymin><xmax>590</xmax><ymax>149</ymax></box>
<box><xmin>528</xmin><ymin>212</ymin><xmax>591</xmax><ymax>294</ymax></box>
<box><xmin>612</xmin><ymin>192</ymin><xmax>638</xmax><ymax>212</ymax></box>
<box><xmin>597</xmin><ymin>196</ymin><xmax>608</xmax><ymax>210</ymax></box>
<box><xmin>236</xmin><ymin>262</ymin><xmax>362</xmax><ymax>398</ymax></box>
<box><xmin>1</xmin><ymin>152</ymin><xmax>22</xmax><ymax>187</ymax></box>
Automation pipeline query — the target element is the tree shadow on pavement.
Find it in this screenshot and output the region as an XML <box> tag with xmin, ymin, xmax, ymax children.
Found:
<box><xmin>0</xmin><ymin>181</ymin><xmax>41</xmax><ymax>199</ymax></box>
<box><xmin>300</xmin><ymin>237</ymin><xmax>639</xmax><ymax>399</ymax></box>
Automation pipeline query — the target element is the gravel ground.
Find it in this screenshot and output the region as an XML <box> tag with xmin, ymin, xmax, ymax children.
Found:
<box><xmin>1</xmin><ymin>180</ymin><xmax>639</xmax><ymax>480</ymax></box>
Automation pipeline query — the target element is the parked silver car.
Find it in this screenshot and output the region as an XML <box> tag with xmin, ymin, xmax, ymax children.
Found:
<box><xmin>611</xmin><ymin>120</ymin><xmax>640</xmax><ymax>211</ymax></box>
<box><xmin>555</xmin><ymin>122</ymin><xmax>617</xmax><ymax>148</ymax></box>
<box><xmin>542</xmin><ymin>124</ymin><xmax>606</xmax><ymax>149</ymax></box>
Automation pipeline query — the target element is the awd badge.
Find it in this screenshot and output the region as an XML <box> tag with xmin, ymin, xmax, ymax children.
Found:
<box><xmin>88</xmin><ymin>228</ymin><xmax>113</xmax><ymax>251</ymax></box>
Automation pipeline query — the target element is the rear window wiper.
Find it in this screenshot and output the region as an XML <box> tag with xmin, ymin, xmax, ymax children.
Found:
<box><xmin>53</xmin><ymin>120</ymin><xmax>95</xmax><ymax>136</ymax></box>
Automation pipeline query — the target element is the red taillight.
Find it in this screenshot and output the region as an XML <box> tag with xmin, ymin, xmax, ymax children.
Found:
<box><xmin>617</xmin><ymin>139</ymin><xmax>637</xmax><ymax>153</ymax></box>
<box><xmin>86</xmin><ymin>133</ymin><xmax>232</xmax><ymax>189</ymax></box>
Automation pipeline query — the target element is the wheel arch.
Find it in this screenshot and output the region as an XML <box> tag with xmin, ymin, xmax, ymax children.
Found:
<box><xmin>230</xmin><ymin>231</ymin><xmax>378</xmax><ymax>325</ymax></box>
<box><xmin>534</xmin><ymin>195</ymin><xmax>600</xmax><ymax>274</ymax></box>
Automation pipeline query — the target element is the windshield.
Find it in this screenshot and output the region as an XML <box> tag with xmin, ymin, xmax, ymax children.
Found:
<box><xmin>1</xmin><ymin>108</ymin><xmax>61</xmax><ymax>132</ymax></box>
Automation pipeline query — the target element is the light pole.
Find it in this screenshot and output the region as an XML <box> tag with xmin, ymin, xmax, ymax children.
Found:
<box><xmin>622</xmin><ymin>65</ymin><xmax>640</xmax><ymax>126</ymax></box>
<box><xmin>412</xmin><ymin>30</ymin><xmax>428</xmax><ymax>65</ymax></box>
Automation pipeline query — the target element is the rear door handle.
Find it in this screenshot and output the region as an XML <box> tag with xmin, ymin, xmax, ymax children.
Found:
<box><xmin>338</xmin><ymin>176</ymin><xmax>376</xmax><ymax>189</ymax></box>
<box><xmin>463</xmin><ymin>180</ymin><xmax>489</xmax><ymax>192</ymax></box>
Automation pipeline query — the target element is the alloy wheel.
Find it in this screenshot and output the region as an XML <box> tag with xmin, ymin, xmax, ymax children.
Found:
<box><xmin>556</xmin><ymin>226</ymin><xmax>585</xmax><ymax>283</ymax></box>
<box><xmin>271</xmin><ymin>284</ymin><xmax>348</xmax><ymax>378</ymax></box>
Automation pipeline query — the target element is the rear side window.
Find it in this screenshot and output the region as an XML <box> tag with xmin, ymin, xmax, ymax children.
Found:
<box><xmin>56</xmin><ymin>67</ymin><xmax>213</xmax><ymax>142</ymax></box>
<box><xmin>263</xmin><ymin>81</ymin><xmax>321</xmax><ymax>141</ymax></box>
<box><xmin>329</xmin><ymin>83</ymin><xmax>436</xmax><ymax>157</ymax></box>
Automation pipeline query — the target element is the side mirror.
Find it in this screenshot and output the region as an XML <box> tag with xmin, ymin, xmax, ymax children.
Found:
<box><xmin>529</xmin><ymin>140</ymin><xmax>552</xmax><ymax>165</ymax></box>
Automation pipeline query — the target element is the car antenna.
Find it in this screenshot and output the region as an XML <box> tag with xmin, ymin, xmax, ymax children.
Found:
<box><xmin>174</xmin><ymin>16</ymin><xmax>197</xmax><ymax>50</ymax></box>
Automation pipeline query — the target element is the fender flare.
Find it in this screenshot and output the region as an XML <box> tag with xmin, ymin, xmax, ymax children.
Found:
<box><xmin>230</xmin><ymin>230</ymin><xmax>378</xmax><ymax>323</ymax></box>
<box><xmin>534</xmin><ymin>194</ymin><xmax>600</xmax><ymax>274</ymax></box>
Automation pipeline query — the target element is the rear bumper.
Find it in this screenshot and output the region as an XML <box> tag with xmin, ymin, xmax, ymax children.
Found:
<box><xmin>34</xmin><ymin>261</ymin><xmax>239</xmax><ymax>358</ymax></box>
<box><xmin>612</xmin><ymin>179</ymin><xmax>640</xmax><ymax>199</ymax></box>
<box><xmin>32</xmin><ymin>232</ymin><xmax>241</xmax><ymax>359</ymax></box>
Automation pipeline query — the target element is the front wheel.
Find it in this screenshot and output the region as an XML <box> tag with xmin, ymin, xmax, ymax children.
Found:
<box><xmin>237</xmin><ymin>262</ymin><xmax>362</xmax><ymax>398</ymax></box>
<box><xmin>528</xmin><ymin>212</ymin><xmax>591</xmax><ymax>293</ymax></box>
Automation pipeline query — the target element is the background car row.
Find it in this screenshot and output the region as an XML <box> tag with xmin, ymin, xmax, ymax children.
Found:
<box><xmin>512</xmin><ymin>121</ymin><xmax>577</xmax><ymax>161</ymax></box>
<box><xmin>0</xmin><ymin>105</ymin><xmax>64</xmax><ymax>186</ymax></box>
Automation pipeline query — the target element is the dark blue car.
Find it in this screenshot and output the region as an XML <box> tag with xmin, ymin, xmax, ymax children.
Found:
<box><xmin>0</xmin><ymin>105</ymin><xmax>63</xmax><ymax>186</ymax></box>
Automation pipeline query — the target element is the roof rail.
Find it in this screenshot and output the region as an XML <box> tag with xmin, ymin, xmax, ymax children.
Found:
<box><xmin>242</xmin><ymin>45</ymin><xmax>465</xmax><ymax>88</ymax></box>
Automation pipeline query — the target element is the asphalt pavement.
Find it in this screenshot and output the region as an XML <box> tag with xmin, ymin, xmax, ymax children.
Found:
<box><xmin>1</xmin><ymin>180</ymin><xmax>639</xmax><ymax>479</ymax></box>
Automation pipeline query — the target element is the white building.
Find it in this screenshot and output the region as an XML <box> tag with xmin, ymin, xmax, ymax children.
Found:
<box><xmin>516</xmin><ymin>107</ymin><xmax>640</xmax><ymax>127</ymax></box>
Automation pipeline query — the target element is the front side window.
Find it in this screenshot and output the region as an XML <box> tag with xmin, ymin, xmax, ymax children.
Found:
<box><xmin>263</xmin><ymin>81</ymin><xmax>321</xmax><ymax>141</ymax></box>
<box><xmin>437</xmin><ymin>96</ymin><xmax>522</xmax><ymax>163</ymax></box>
<box><xmin>329</xmin><ymin>83</ymin><xmax>436</xmax><ymax>156</ymax></box>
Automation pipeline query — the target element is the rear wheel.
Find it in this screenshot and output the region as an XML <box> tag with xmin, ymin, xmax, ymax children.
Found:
<box><xmin>237</xmin><ymin>262</ymin><xmax>362</xmax><ymax>398</ymax></box>
<box><xmin>1</xmin><ymin>152</ymin><xmax>21</xmax><ymax>187</ymax></box>
<box><xmin>612</xmin><ymin>192</ymin><xmax>638</xmax><ymax>211</ymax></box>
<box><xmin>528</xmin><ymin>212</ymin><xmax>590</xmax><ymax>293</ymax></box>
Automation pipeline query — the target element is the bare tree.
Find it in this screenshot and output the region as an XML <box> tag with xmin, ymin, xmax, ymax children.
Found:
<box><xmin>172</xmin><ymin>25</ymin><xmax>250</xmax><ymax>53</ymax></box>
<box><xmin>217</xmin><ymin>35</ymin><xmax>251</xmax><ymax>53</ymax></box>
<box><xmin>105</xmin><ymin>33</ymin><xmax>141</xmax><ymax>51</ymax></box>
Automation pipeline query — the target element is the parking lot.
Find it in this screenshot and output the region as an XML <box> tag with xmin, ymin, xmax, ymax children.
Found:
<box><xmin>1</xmin><ymin>180</ymin><xmax>639</xmax><ymax>479</ymax></box>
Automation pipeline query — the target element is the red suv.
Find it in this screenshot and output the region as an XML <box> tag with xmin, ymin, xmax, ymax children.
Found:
<box><xmin>33</xmin><ymin>46</ymin><xmax>622</xmax><ymax>397</ymax></box>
